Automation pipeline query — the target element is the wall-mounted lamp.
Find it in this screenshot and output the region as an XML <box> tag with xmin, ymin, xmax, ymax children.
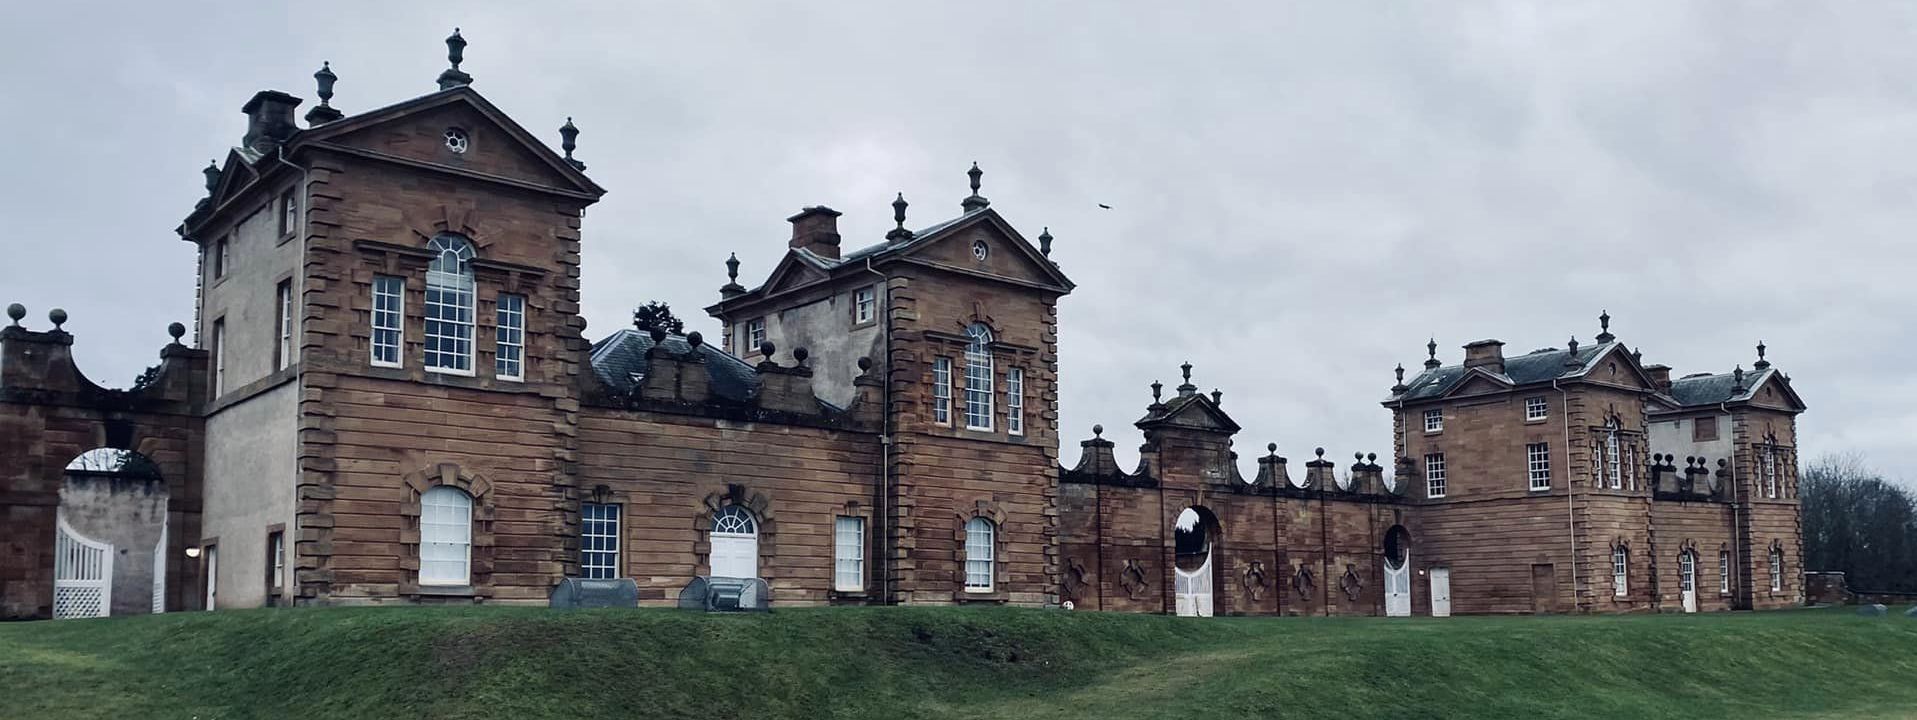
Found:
<box><xmin>184</xmin><ymin>547</ymin><xmax>202</xmax><ymax>559</ymax></box>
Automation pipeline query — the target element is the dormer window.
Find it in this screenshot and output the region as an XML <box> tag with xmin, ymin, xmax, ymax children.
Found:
<box><xmin>444</xmin><ymin>127</ymin><xmax>470</xmax><ymax>154</ymax></box>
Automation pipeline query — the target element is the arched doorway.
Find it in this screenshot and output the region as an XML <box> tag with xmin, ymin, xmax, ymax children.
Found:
<box><xmin>1383</xmin><ymin>525</ymin><xmax>1412</xmax><ymax>617</ymax></box>
<box><xmin>56</xmin><ymin>448</ymin><xmax>168</xmax><ymax>618</ymax></box>
<box><xmin>1173</xmin><ymin>507</ymin><xmax>1218</xmax><ymax>617</ymax></box>
<box><xmin>1679</xmin><ymin>549</ymin><xmax>1699</xmax><ymax>613</ymax></box>
<box><xmin>709</xmin><ymin>505</ymin><xmax>760</xmax><ymax>579</ymax></box>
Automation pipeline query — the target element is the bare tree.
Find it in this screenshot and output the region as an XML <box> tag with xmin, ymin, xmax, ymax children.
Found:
<box><xmin>1801</xmin><ymin>453</ymin><xmax>1917</xmax><ymax>592</ymax></box>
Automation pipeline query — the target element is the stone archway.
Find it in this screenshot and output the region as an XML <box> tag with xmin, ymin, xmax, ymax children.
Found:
<box><xmin>1173</xmin><ymin>506</ymin><xmax>1220</xmax><ymax>617</ymax></box>
<box><xmin>55</xmin><ymin>448</ymin><xmax>170</xmax><ymax>618</ymax></box>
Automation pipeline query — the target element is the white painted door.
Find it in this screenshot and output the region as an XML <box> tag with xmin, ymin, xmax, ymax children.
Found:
<box><xmin>203</xmin><ymin>546</ymin><xmax>217</xmax><ymax>611</ymax></box>
<box><xmin>1680</xmin><ymin>552</ymin><xmax>1698</xmax><ymax>613</ymax></box>
<box><xmin>1174</xmin><ymin>557</ymin><xmax>1213</xmax><ymax>617</ymax></box>
<box><xmin>1430</xmin><ymin>567</ymin><xmax>1452</xmax><ymax>617</ymax></box>
<box><xmin>151</xmin><ymin>521</ymin><xmax>167</xmax><ymax>614</ymax></box>
<box><xmin>1385</xmin><ymin>560</ymin><xmax>1411</xmax><ymax>617</ymax></box>
<box><xmin>54</xmin><ymin>517</ymin><xmax>113</xmax><ymax>619</ymax></box>
<box><xmin>710</xmin><ymin>533</ymin><xmax>758</xmax><ymax>579</ymax></box>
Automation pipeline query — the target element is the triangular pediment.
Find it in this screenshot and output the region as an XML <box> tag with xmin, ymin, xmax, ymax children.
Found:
<box><xmin>1136</xmin><ymin>394</ymin><xmax>1242</xmax><ymax>434</ymax></box>
<box><xmin>1573</xmin><ymin>344</ymin><xmax>1657</xmax><ymax>390</ymax></box>
<box><xmin>1747</xmin><ymin>371</ymin><xmax>1808</xmax><ymax>412</ymax></box>
<box><xmin>296</xmin><ymin>87</ymin><xmax>602</xmax><ymax>198</ymax></box>
<box><xmin>902</xmin><ymin>210</ymin><xmax>1074</xmax><ymax>292</ymax></box>
<box><xmin>758</xmin><ymin>252</ymin><xmax>831</xmax><ymax>295</ymax></box>
<box><xmin>1449</xmin><ymin>371</ymin><xmax>1514</xmax><ymax>398</ymax></box>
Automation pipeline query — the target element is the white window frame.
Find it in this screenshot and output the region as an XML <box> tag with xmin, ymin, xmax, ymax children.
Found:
<box><xmin>1769</xmin><ymin>548</ymin><xmax>1783</xmax><ymax>592</ymax></box>
<box><xmin>963</xmin><ymin>324</ymin><xmax>995</xmax><ymax>431</ymax></box>
<box><xmin>1763</xmin><ymin>448</ymin><xmax>1779</xmax><ymax>499</ymax></box>
<box><xmin>495</xmin><ymin>293</ymin><xmax>526</xmax><ymax>381</ymax></box>
<box><xmin>1423</xmin><ymin>408</ymin><xmax>1443</xmax><ymax>433</ymax></box>
<box><xmin>1524</xmin><ymin>396</ymin><xmax>1548</xmax><ymax>422</ymax></box>
<box><xmin>275</xmin><ymin>280</ymin><xmax>294</xmax><ymax>371</ymax></box>
<box><xmin>746</xmin><ymin>317</ymin><xmax>767</xmax><ymax>352</ymax></box>
<box><xmin>580</xmin><ymin>502</ymin><xmax>620</xmax><ymax>580</ymax></box>
<box><xmin>371</xmin><ymin>275</ymin><xmax>405</xmax><ymax>368</ymax></box>
<box><xmin>1424</xmin><ymin>453</ymin><xmax>1447</xmax><ymax>499</ymax></box>
<box><xmin>215</xmin><ymin>237</ymin><xmax>229</xmax><ymax>279</ymax></box>
<box><xmin>834</xmin><ymin>515</ymin><xmax>865</xmax><ymax>592</ymax></box>
<box><xmin>269</xmin><ymin>531</ymin><xmax>285</xmax><ymax>591</ymax></box>
<box><xmin>423</xmin><ymin>235</ymin><xmax>477</xmax><ymax>376</ymax></box>
<box><xmin>1719</xmin><ymin>551</ymin><xmax>1731</xmax><ymax>595</ymax></box>
<box><xmin>1626</xmin><ymin>445</ymin><xmax>1637</xmax><ymax>491</ymax></box>
<box><xmin>1006</xmin><ymin>367</ymin><xmax>1025</xmax><ymax>436</ymax></box>
<box><xmin>1527</xmin><ymin>442</ymin><xmax>1551</xmax><ymax>491</ymax></box>
<box><xmin>280</xmin><ymin>190</ymin><xmax>297</xmax><ymax>237</ymax></box>
<box><xmin>419</xmin><ymin>486</ymin><xmax>473</xmax><ymax>586</ymax></box>
<box><xmin>203</xmin><ymin>544</ymin><xmax>217</xmax><ymax>610</ymax></box>
<box><xmin>854</xmin><ymin>286</ymin><xmax>876</xmax><ymax>324</ymax></box>
<box><xmin>1612</xmin><ymin>546</ymin><xmax>1629</xmax><ymax>597</ymax></box>
<box><xmin>932</xmin><ymin>357</ymin><xmax>953</xmax><ymax>425</ymax></box>
<box><xmin>964</xmin><ymin>517</ymin><xmax>995</xmax><ymax>592</ymax></box>
<box><xmin>212</xmin><ymin>318</ymin><xmax>226</xmax><ymax>396</ymax></box>
<box><xmin>1606</xmin><ymin>431</ymin><xmax>1622</xmax><ymax>490</ymax></box>
<box><xmin>1679</xmin><ymin>551</ymin><xmax>1696</xmax><ymax>593</ymax></box>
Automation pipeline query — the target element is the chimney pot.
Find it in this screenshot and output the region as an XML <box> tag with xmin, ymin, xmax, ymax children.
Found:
<box><xmin>1644</xmin><ymin>363</ymin><xmax>1673</xmax><ymax>391</ymax></box>
<box><xmin>241</xmin><ymin>90</ymin><xmax>304</xmax><ymax>155</ymax></box>
<box><xmin>787</xmin><ymin>206</ymin><xmax>843</xmax><ymax>259</ymax></box>
<box><xmin>1462</xmin><ymin>339</ymin><xmax>1506</xmax><ymax>374</ymax></box>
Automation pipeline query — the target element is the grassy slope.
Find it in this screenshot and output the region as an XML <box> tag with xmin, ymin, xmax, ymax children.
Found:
<box><xmin>2</xmin><ymin>606</ymin><xmax>1915</xmax><ymax>720</ymax></box>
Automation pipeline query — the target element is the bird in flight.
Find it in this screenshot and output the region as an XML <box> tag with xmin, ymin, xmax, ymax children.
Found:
<box><xmin>1097</xmin><ymin>203</ymin><xmax>1112</xmax><ymax>209</ymax></box>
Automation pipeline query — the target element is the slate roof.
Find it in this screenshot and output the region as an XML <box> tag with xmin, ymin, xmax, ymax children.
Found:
<box><xmin>1391</xmin><ymin>342</ymin><xmax>1616</xmax><ymax>402</ymax></box>
<box><xmin>1666</xmin><ymin>367</ymin><xmax>1773</xmax><ymax>407</ymax></box>
<box><xmin>587</xmin><ymin>329</ymin><xmax>764</xmax><ymax>403</ymax></box>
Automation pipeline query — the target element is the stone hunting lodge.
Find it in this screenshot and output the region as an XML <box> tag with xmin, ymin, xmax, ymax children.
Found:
<box><xmin>0</xmin><ymin>33</ymin><xmax>1807</xmax><ymax>620</ymax></box>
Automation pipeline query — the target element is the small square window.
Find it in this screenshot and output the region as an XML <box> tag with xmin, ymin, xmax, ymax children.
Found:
<box><xmin>746</xmin><ymin>318</ymin><xmax>766</xmax><ymax>353</ymax></box>
<box><xmin>1693</xmin><ymin>416</ymin><xmax>1718</xmax><ymax>442</ymax></box>
<box><xmin>1525</xmin><ymin>396</ymin><xmax>1548</xmax><ymax>421</ymax></box>
<box><xmin>213</xmin><ymin>238</ymin><xmax>229</xmax><ymax>279</ymax></box>
<box><xmin>1423</xmin><ymin>408</ymin><xmax>1443</xmax><ymax>433</ymax></box>
<box><xmin>279</xmin><ymin>190</ymin><xmax>297</xmax><ymax>237</ymax></box>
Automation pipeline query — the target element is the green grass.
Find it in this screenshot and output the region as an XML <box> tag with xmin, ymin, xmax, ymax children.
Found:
<box><xmin>2</xmin><ymin>606</ymin><xmax>1915</xmax><ymax>720</ymax></box>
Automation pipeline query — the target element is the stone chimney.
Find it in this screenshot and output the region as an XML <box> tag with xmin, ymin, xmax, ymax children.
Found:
<box><xmin>787</xmin><ymin>206</ymin><xmax>843</xmax><ymax>259</ymax></box>
<box><xmin>241</xmin><ymin>90</ymin><xmax>303</xmax><ymax>156</ymax></box>
<box><xmin>1462</xmin><ymin>339</ymin><xmax>1506</xmax><ymax>374</ymax></box>
<box><xmin>1644</xmin><ymin>364</ymin><xmax>1673</xmax><ymax>392</ymax></box>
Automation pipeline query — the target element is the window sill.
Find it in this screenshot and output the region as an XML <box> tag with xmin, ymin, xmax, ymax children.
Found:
<box><xmin>954</xmin><ymin>590</ymin><xmax>1007</xmax><ymax>603</ymax></box>
<box><xmin>277</xmin><ymin>232</ymin><xmax>298</xmax><ymax>247</ymax></box>
<box><xmin>1524</xmin><ymin>418</ymin><xmax>1548</xmax><ymax>424</ymax></box>
<box><xmin>415</xmin><ymin>585</ymin><xmax>476</xmax><ymax>597</ymax></box>
<box><xmin>1423</xmin><ymin>430</ymin><xmax>1442</xmax><ymax>436</ymax></box>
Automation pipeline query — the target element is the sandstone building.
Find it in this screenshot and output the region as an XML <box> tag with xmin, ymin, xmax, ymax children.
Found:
<box><xmin>0</xmin><ymin>34</ymin><xmax>1805</xmax><ymax>620</ymax></box>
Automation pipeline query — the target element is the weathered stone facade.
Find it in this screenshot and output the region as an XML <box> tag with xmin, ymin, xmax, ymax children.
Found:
<box><xmin>0</xmin><ymin>35</ymin><xmax>1807</xmax><ymax>620</ymax></box>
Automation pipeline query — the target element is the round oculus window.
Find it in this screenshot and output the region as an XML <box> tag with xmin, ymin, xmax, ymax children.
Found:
<box><xmin>972</xmin><ymin>240</ymin><xmax>989</xmax><ymax>261</ymax></box>
<box><xmin>444</xmin><ymin>127</ymin><xmax>470</xmax><ymax>154</ymax></box>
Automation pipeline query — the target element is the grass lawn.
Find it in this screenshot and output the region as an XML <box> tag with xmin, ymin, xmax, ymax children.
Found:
<box><xmin>2</xmin><ymin>605</ymin><xmax>1914</xmax><ymax>719</ymax></box>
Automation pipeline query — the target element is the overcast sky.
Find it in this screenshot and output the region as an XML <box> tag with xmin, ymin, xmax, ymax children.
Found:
<box><xmin>3</xmin><ymin>2</ymin><xmax>1913</xmax><ymax>485</ymax></box>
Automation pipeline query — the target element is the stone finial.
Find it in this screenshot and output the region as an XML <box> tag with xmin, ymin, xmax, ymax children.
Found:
<box><xmin>1176</xmin><ymin>361</ymin><xmax>1196</xmax><ymax>397</ymax></box>
<box><xmin>1093</xmin><ymin>424</ymin><xmax>1104</xmax><ymax>438</ymax></box>
<box><xmin>1268</xmin><ymin>442</ymin><xmax>1278</xmax><ymax>454</ymax></box>
<box><xmin>48</xmin><ymin>308</ymin><xmax>66</xmax><ymax>331</ymax></box>
<box><xmin>759</xmin><ymin>341</ymin><xmax>776</xmax><ymax>359</ymax></box>
<box><xmin>886</xmin><ymin>192</ymin><xmax>914</xmax><ymax>242</ymax></box>
<box><xmin>437</xmin><ymin>28</ymin><xmax>474</xmax><ymax>90</ymax></box>
<box><xmin>857</xmin><ymin>356</ymin><xmax>872</xmax><ymax>372</ymax></box>
<box><xmin>1754</xmin><ymin>341</ymin><xmax>1770</xmax><ymax>370</ymax></box>
<box><xmin>1633</xmin><ymin>349</ymin><xmax>1643</xmax><ymax>364</ymax></box>
<box><xmin>203</xmin><ymin>160</ymin><xmax>221</xmax><ymax>196</ymax></box>
<box><xmin>720</xmin><ymin>253</ymin><xmax>746</xmax><ymax>297</ymax></box>
<box><xmin>1565</xmin><ymin>336</ymin><xmax>1580</xmax><ymax>366</ymax></box>
<box><xmin>1315</xmin><ymin>447</ymin><xmax>1325</xmax><ymax>460</ymax></box>
<box><xmin>1424</xmin><ymin>337</ymin><xmax>1440</xmax><ymax>369</ymax></box>
<box><xmin>1391</xmin><ymin>363</ymin><xmax>1407</xmax><ymax>393</ymax></box>
<box><xmin>305</xmin><ymin>62</ymin><xmax>344</xmax><ymax>125</ymax></box>
<box><xmin>1596</xmin><ymin>310</ymin><xmax>1615</xmax><ymax>343</ymax></box>
<box><xmin>1149</xmin><ymin>380</ymin><xmax>1163</xmax><ymax>405</ymax></box>
<box><xmin>559</xmin><ymin>117</ymin><xmax>586</xmax><ymax>171</ymax></box>
<box><xmin>1210</xmin><ymin>389</ymin><xmax>1222</xmax><ymax>406</ymax></box>
<box><xmin>167</xmin><ymin>322</ymin><xmax>186</xmax><ymax>344</ymax></box>
<box><xmin>686</xmin><ymin>330</ymin><xmax>704</xmax><ymax>347</ymax></box>
<box><xmin>1367</xmin><ymin>452</ymin><xmax>1378</xmax><ymax>464</ymax></box>
<box><xmin>1355</xmin><ymin>451</ymin><xmax>1364</xmax><ymax>462</ymax></box>
<box><xmin>1732</xmin><ymin>365</ymin><xmax>1746</xmax><ymax>393</ymax></box>
<box><xmin>793</xmin><ymin>347</ymin><xmax>809</xmax><ymax>365</ymax></box>
<box><xmin>961</xmin><ymin>162</ymin><xmax>990</xmax><ymax>212</ymax></box>
<box><xmin>6</xmin><ymin>303</ymin><xmax>24</xmax><ymax>326</ymax></box>
<box><xmin>1038</xmin><ymin>227</ymin><xmax>1053</xmax><ymax>257</ymax></box>
<box><xmin>648</xmin><ymin>326</ymin><xmax>667</xmax><ymax>343</ymax></box>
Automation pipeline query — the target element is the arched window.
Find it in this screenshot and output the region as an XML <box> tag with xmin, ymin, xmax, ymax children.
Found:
<box><xmin>963</xmin><ymin>323</ymin><xmax>995</xmax><ymax>430</ymax></box>
<box><xmin>963</xmin><ymin>517</ymin><xmax>995</xmax><ymax>591</ymax></box>
<box><xmin>1769</xmin><ymin>546</ymin><xmax>1784</xmax><ymax>592</ymax></box>
<box><xmin>709</xmin><ymin>506</ymin><xmax>759</xmax><ymax>580</ymax></box>
<box><xmin>1611</xmin><ymin>545</ymin><xmax>1629</xmax><ymax>597</ymax></box>
<box><xmin>424</xmin><ymin>234</ymin><xmax>477</xmax><ymax>374</ymax></box>
<box><xmin>419</xmin><ymin>486</ymin><xmax>472</xmax><ymax>586</ymax></box>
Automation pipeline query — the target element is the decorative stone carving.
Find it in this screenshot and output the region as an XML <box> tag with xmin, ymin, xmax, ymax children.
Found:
<box><xmin>1292</xmin><ymin>564</ymin><xmax>1315</xmax><ymax>598</ymax></box>
<box><xmin>1339</xmin><ymin>564</ymin><xmax>1362</xmax><ymax>601</ymax></box>
<box><xmin>1120</xmin><ymin>559</ymin><xmax>1150</xmax><ymax>600</ymax></box>
<box><xmin>1243</xmin><ymin>561</ymin><xmax>1270</xmax><ymax>602</ymax></box>
<box><xmin>1063</xmin><ymin>558</ymin><xmax>1090</xmax><ymax>602</ymax></box>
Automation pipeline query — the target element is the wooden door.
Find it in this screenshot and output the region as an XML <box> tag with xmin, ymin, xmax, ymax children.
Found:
<box><xmin>1430</xmin><ymin>567</ymin><xmax>1452</xmax><ymax>617</ymax></box>
<box><xmin>710</xmin><ymin>533</ymin><xmax>758</xmax><ymax>579</ymax></box>
<box><xmin>1530</xmin><ymin>563</ymin><xmax>1557</xmax><ymax>614</ymax></box>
